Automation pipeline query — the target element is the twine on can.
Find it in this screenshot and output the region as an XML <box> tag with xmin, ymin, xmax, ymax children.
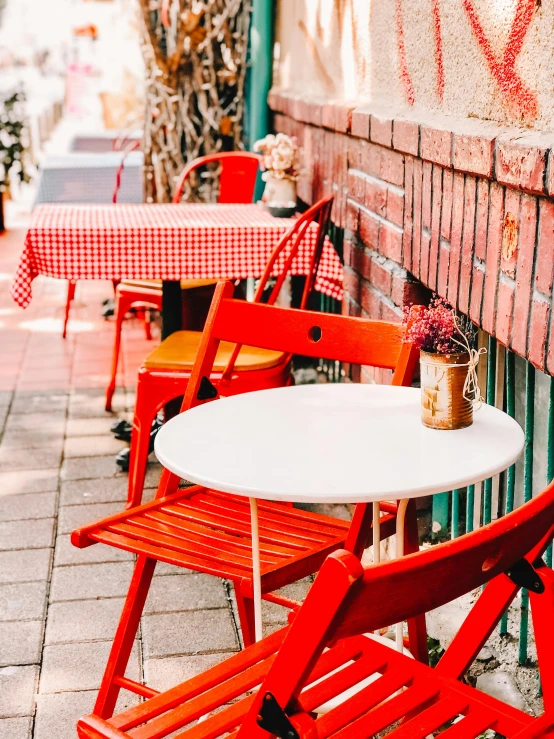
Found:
<box><xmin>451</xmin><ymin>318</ymin><xmax>487</xmax><ymax>410</ymax></box>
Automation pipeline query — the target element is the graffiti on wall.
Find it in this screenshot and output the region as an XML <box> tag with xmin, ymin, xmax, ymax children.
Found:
<box><xmin>396</xmin><ymin>0</ymin><xmax>538</xmax><ymax>120</ymax></box>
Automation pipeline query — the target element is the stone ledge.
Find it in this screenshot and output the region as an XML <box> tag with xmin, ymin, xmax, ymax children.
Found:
<box><xmin>269</xmin><ymin>88</ymin><xmax>554</xmax><ymax>196</ymax></box>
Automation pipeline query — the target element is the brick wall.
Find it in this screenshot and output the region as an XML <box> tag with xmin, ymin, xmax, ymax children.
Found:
<box><xmin>269</xmin><ymin>90</ymin><xmax>554</xmax><ymax>376</ymax></box>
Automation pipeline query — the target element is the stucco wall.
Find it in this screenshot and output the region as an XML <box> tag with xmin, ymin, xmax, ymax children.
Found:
<box><xmin>275</xmin><ymin>0</ymin><xmax>554</xmax><ymax>130</ymax></box>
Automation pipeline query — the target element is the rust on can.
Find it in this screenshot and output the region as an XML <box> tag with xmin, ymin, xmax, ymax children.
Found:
<box><xmin>420</xmin><ymin>351</ymin><xmax>473</xmax><ymax>430</ymax></box>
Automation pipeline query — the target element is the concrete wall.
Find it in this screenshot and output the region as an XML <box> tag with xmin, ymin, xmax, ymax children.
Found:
<box><xmin>276</xmin><ymin>0</ymin><xmax>554</xmax><ymax>130</ymax></box>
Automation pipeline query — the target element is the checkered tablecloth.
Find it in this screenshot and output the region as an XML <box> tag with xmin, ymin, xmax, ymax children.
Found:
<box><xmin>11</xmin><ymin>203</ymin><xmax>343</xmax><ymax>308</ymax></box>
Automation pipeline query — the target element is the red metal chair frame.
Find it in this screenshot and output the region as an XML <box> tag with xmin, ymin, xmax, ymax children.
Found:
<box><xmin>104</xmin><ymin>151</ymin><xmax>263</xmax><ymax>411</ymax></box>
<box><xmin>77</xmin><ymin>477</ymin><xmax>554</xmax><ymax>739</ymax></box>
<box><xmin>122</xmin><ymin>195</ymin><xmax>334</xmax><ymax>509</ymax></box>
<box><xmin>71</xmin><ymin>281</ymin><xmax>423</xmax><ymax>721</ymax></box>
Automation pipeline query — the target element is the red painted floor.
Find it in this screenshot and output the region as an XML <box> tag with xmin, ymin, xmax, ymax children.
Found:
<box><xmin>0</xmin><ymin>226</ymin><xmax>157</xmax><ymax>395</ymax></box>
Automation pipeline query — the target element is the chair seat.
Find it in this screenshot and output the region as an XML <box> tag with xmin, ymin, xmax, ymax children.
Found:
<box><xmin>77</xmin><ymin>630</ymin><xmax>534</xmax><ymax>739</ymax></box>
<box><xmin>71</xmin><ymin>487</ymin><xmax>361</xmax><ymax>594</ymax></box>
<box><xmin>143</xmin><ymin>330</ymin><xmax>287</xmax><ymax>372</ymax></box>
<box><xmin>119</xmin><ymin>278</ymin><xmax>219</xmax><ymax>292</ymax></box>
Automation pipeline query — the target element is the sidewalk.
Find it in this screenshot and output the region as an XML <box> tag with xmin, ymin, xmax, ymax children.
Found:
<box><xmin>0</xmin><ymin>227</ymin><xmax>301</xmax><ymax>738</ymax></box>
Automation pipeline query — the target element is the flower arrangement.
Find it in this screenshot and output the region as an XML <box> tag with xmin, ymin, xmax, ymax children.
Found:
<box><xmin>254</xmin><ymin>133</ymin><xmax>301</xmax><ymax>182</ymax></box>
<box><xmin>404</xmin><ymin>297</ymin><xmax>476</xmax><ymax>355</ymax></box>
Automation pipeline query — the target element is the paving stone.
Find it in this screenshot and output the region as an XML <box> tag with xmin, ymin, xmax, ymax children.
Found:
<box><xmin>0</xmin><ymin>428</ymin><xmax>64</xmax><ymax>450</ymax></box>
<box><xmin>50</xmin><ymin>561</ymin><xmax>134</xmax><ymax>601</ymax></box>
<box><xmin>0</xmin><ymin>548</ymin><xmax>52</xmax><ymax>584</ymax></box>
<box><xmin>68</xmin><ymin>390</ymin><xmax>122</xmax><ymax>419</ymax></box>
<box><xmin>0</xmin><ymin>469</ymin><xmax>59</xmax><ymax>495</ymax></box>
<box><xmin>40</xmin><ymin>640</ymin><xmax>140</xmax><ymax>693</ymax></box>
<box><xmin>0</xmin><ymin>716</ymin><xmax>32</xmax><ymax>739</ymax></box>
<box><xmin>10</xmin><ymin>392</ymin><xmax>68</xmax><ymax>415</ymax></box>
<box><xmin>0</xmin><ymin>391</ymin><xmax>13</xmax><ymax>406</ymax></box>
<box><xmin>144</xmin><ymin>462</ymin><xmax>163</xmax><ymax>489</ymax></box>
<box><xmin>0</xmin><ymin>491</ymin><xmax>56</xmax><ymax>522</ymax></box>
<box><xmin>0</xmin><ymin>447</ymin><xmax>62</xmax><ymax>472</ymax></box>
<box><xmin>0</xmin><ymin>581</ymin><xmax>48</xmax><ymax>622</ymax></box>
<box><xmin>65</xmin><ymin>417</ymin><xmax>120</xmax><ymax>437</ymax></box>
<box><xmin>45</xmin><ymin>597</ymin><xmax>125</xmax><ymax>644</ymax></box>
<box><xmin>58</xmin><ymin>501</ymin><xmax>122</xmax><ymax>535</ymax></box>
<box><xmin>0</xmin><ymin>665</ymin><xmax>38</xmax><ymax>717</ymax></box>
<box><xmin>54</xmin><ymin>534</ymin><xmax>133</xmax><ymax>566</ymax></box>
<box><xmin>0</xmin><ymin>621</ymin><xmax>43</xmax><ymax>666</ymax></box>
<box><xmin>145</xmin><ymin>574</ymin><xmax>227</xmax><ymax>614</ymax></box>
<box><xmin>261</xmin><ymin>579</ymin><xmax>313</xmax><ymax>624</ymax></box>
<box><xmin>61</xmin><ymin>455</ymin><xmax>124</xmax><ymax>481</ymax></box>
<box><xmin>60</xmin><ymin>477</ymin><xmax>128</xmax><ymax>506</ymax></box>
<box><xmin>144</xmin><ymin>653</ymin><xmax>229</xmax><ymax>693</ymax></box>
<box><xmin>4</xmin><ymin>413</ymin><xmax>65</xmax><ymax>435</ymax></box>
<box><xmin>476</xmin><ymin>671</ymin><xmax>527</xmax><ymax>712</ymax></box>
<box><xmin>64</xmin><ymin>435</ymin><xmax>127</xmax><ymax>458</ymax></box>
<box><xmin>142</xmin><ymin>609</ymin><xmax>238</xmax><ymax>658</ymax></box>
<box><xmin>34</xmin><ymin>689</ymin><xmax>138</xmax><ymax>739</ymax></box>
<box><xmin>0</xmin><ymin>518</ymin><xmax>55</xmax><ymax>550</ymax></box>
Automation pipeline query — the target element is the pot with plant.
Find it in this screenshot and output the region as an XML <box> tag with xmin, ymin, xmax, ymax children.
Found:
<box><xmin>405</xmin><ymin>297</ymin><xmax>485</xmax><ymax>430</ymax></box>
<box><xmin>254</xmin><ymin>133</ymin><xmax>300</xmax><ymax>216</ymax></box>
<box><xmin>0</xmin><ymin>89</ymin><xmax>30</xmax><ymax>232</ymax></box>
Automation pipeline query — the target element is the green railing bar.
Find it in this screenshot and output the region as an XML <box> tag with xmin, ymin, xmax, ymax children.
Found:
<box><xmin>451</xmin><ymin>489</ymin><xmax>460</xmax><ymax>540</ymax></box>
<box><xmin>518</xmin><ymin>362</ymin><xmax>535</xmax><ymax>665</ymax></box>
<box><xmin>500</xmin><ymin>350</ymin><xmax>516</xmax><ymax>635</ymax></box>
<box><xmin>466</xmin><ymin>485</ymin><xmax>474</xmax><ymax>533</ymax></box>
<box><xmin>483</xmin><ymin>337</ymin><xmax>497</xmax><ymax>525</ymax></box>
<box><xmin>432</xmin><ymin>492</ymin><xmax>450</xmax><ymax>540</ymax></box>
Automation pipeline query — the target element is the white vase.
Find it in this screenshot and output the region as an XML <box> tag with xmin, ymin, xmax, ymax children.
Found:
<box><xmin>262</xmin><ymin>174</ymin><xmax>297</xmax><ymax>205</ymax></box>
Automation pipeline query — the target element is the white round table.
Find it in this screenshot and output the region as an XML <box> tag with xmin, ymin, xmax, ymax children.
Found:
<box><xmin>155</xmin><ymin>384</ymin><xmax>524</xmax><ymax>645</ymax></box>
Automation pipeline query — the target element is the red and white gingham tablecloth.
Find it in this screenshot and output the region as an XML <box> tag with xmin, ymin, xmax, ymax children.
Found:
<box><xmin>11</xmin><ymin>203</ymin><xmax>343</xmax><ymax>308</ymax></box>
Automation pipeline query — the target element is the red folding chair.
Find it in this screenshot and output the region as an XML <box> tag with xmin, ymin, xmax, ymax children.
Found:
<box><xmin>77</xmin><ymin>476</ymin><xmax>554</xmax><ymax>739</ymax></box>
<box><xmin>71</xmin><ymin>280</ymin><xmax>424</xmax><ymax>721</ymax></box>
<box><xmin>121</xmin><ymin>194</ymin><xmax>335</xmax><ymax>508</ymax></box>
<box><xmin>104</xmin><ymin>150</ymin><xmax>263</xmax><ymax>410</ymax></box>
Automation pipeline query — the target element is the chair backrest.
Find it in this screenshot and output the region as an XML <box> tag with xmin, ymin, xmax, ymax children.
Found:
<box><xmin>237</xmin><ymin>483</ymin><xmax>554</xmax><ymax>736</ymax></box>
<box><xmin>171</xmin><ymin>151</ymin><xmax>262</xmax><ymax>204</ymax></box>
<box><xmin>112</xmin><ymin>140</ymin><xmax>141</xmax><ymax>204</ymax></box>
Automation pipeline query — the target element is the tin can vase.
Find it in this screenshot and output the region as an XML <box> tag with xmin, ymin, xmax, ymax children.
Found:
<box><xmin>420</xmin><ymin>351</ymin><xmax>473</xmax><ymax>430</ymax></box>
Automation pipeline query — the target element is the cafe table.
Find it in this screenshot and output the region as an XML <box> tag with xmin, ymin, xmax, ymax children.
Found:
<box><xmin>10</xmin><ymin>202</ymin><xmax>343</xmax><ymax>337</ymax></box>
<box><xmin>154</xmin><ymin>383</ymin><xmax>525</xmax><ymax>647</ymax></box>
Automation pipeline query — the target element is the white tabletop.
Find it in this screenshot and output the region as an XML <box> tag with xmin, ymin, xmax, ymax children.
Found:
<box><xmin>154</xmin><ymin>384</ymin><xmax>524</xmax><ymax>504</ymax></box>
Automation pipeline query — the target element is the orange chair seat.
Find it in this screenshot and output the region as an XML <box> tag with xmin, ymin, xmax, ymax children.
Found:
<box><xmin>143</xmin><ymin>329</ymin><xmax>287</xmax><ymax>372</ymax></box>
<box><xmin>77</xmin><ymin>629</ymin><xmax>534</xmax><ymax>738</ymax></box>
<box><xmin>119</xmin><ymin>278</ymin><xmax>218</xmax><ymax>292</ymax></box>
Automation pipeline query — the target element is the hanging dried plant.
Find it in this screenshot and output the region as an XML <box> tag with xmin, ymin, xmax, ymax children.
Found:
<box><xmin>138</xmin><ymin>0</ymin><xmax>252</xmax><ymax>203</ymax></box>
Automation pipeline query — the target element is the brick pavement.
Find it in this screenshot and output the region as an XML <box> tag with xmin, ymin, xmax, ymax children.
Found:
<box><xmin>0</xmin><ymin>228</ymin><xmax>307</xmax><ymax>738</ymax></box>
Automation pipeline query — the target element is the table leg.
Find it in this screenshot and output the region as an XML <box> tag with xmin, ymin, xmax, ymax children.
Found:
<box><xmin>249</xmin><ymin>497</ymin><xmax>263</xmax><ymax>642</ymax></box>
<box><xmin>395</xmin><ymin>498</ymin><xmax>409</xmax><ymax>652</ymax></box>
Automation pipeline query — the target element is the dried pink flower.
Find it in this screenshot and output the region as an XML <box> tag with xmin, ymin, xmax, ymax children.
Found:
<box><xmin>403</xmin><ymin>296</ymin><xmax>475</xmax><ymax>354</ymax></box>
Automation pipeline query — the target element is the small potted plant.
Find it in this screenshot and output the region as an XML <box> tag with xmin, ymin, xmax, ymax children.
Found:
<box><xmin>0</xmin><ymin>89</ymin><xmax>30</xmax><ymax>232</ymax></box>
<box><xmin>405</xmin><ymin>297</ymin><xmax>483</xmax><ymax>430</ymax></box>
<box><xmin>254</xmin><ymin>133</ymin><xmax>300</xmax><ymax>216</ymax></box>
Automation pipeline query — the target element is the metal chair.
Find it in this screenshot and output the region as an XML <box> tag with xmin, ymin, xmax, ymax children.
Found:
<box><xmin>76</xmin><ymin>473</ymin><xmax>554</xmax><ymax>738</ymax></box>
<box><xmin>71</xmin><ymin>279</ymin><xmax>424</xmax><ymax>721</ymax></box>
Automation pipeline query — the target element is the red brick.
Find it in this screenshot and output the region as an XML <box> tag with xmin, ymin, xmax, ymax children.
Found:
<box><xmin>335</xmin><ymin>102</ymin><xmax>356</xmax><ymax>134</ymax></box>
<box><xmin>546</xmin><ymin>308</ymin><xmax>554</xmax><ymax>376</ymax></box>
<box><xmin>343</xmin><ymin>266</ymin><xmax>361</xmax><ymax>304</ymax></box>
<box><xmin>365</xmin><ymin>177</ymin><xmax>387</xmax><ymax>217</ymax></box>
<box><xmin>379</xmin><ymin>148</ymin><xmax>404</xmax><ymax>187</ymax></box>
<box><xmin>535</xmin><ymin>199</ymin><xmax>554</xmax><ymax>295</ymax></box>
<box><xmin>361</xmin><ymin>280</ymin><xmax>382</xmax><ymax>318</ymax></box>
<box><xmin>441</xmin><ymin>170</ymin><xmax>453</xmax><ymax>241</ymax></box>
<box><xmin>422</xmin><ymin>161</ymin><xmax>432</xmax><ymax>230</ymax></box>
<box><xmin>379</xmin><ymin>222</ymin><xmax>403</xmax><ymax>263</ymax></box>
<box><xmin>481</xmin><ymin>183</ymin><xmax>504</xmax><ymax>334</ymax></box>
<box><xmin>347</xmin><ymin>169</ymin><xmax>365</xmax><ymax>205</ymax></box>
<box><xmin>469</xmin><ymin>263</ymin><xmax>484</xmax><ymax>325</ymax></box>
<box><xmin>459</xmin><ymin>176</ymin><xmax>477</xmax><ymax>315</ymax></box>
<box><xmin>345</xmin><ymin>200</ymin><xmax>360</xmax><ymax>233</ymax></box>
<box><xmin>453</xmin><ymin>133</ymin><xmax>495</xmax><ymax>178</ymax></box>
<box><xmin>402</xmin><ymin>156</ymin><xmax>414</xmax><ymax>273</ymax></box>
<box><xmin>428</xmin><ymin>165</ymin><xmax>443</xmax><ymax>290</ymax></box>
<box><xmin>548</xmin><ymin>150</ymin><xmax>554</xmax><ymax>197</ymax></box>
<box><xmin>495</xmin><ymin>278</ymin><xmax>515</xmax><ymax>347</ymax></box>
<box><xmin>402</xmin><ymin>278</ymin><xmax>431</xmax><ymax>308</ymax></box>
<box><xmin>420</xmin><ymin>230</ymin><xmax>431</xmax><ymax>287</ymax></box>
<box><xmin>495</xmin><ymin>136</ymin><xmax>547</xmax><ymax>194</ymax></box>
<box><xmin>391</xmin><ymin>272</ymin><xmax>405</xmax><ymax>306</ymax></box>
<box><xmin>305</xmin><ymin>100</ymin><xmax>322</xmax><ymax>127</ymax></box>
<box><xmin>475</xmin><ymin>180</ymin><xmax>489</xmax><ymax>261</ymax></box>
<box><xmin>368</xmin><ymin>258</ymin><xmax>393</xmax><ymax>296</ymax></box>
<box><xmin>437</xmin><ymin>241</ymin><xmax>450</xmax><ymax>298</ymax></box>
<box><xmin>361</xmin><ymin>142</ymin><xmax>382</xmax><ymax>179</ymax></box>
<box><xmin>500</xmin><ymin>189</ymin><xmax>521</xmax><ymax>278</ymax></box>
<box><xmin>393</xmin><ymin>119</ymin><xmax>419</xmax><ymax>156</ymax></box>
<box><xmin>421</xmin><ymin>125</ymin><xmax>452</xmax><ymax>168</ymax></box>
<box><xmin>447</xmin><ymin>172</ymin><xmax>465</xmax><ymax>309</ymax></box>
<box><xmin>511</xmin><ymin>195</ymin><xmax>538</xmax><ymax>356</ymax></box>
<box><xmin>359</xmin><ymin>208</ymin><xmax>379</xmax><ymax>249</ymax></box>
<box><xmin>381</xmin><ymin>302</ymin><xmax>403</xmax><ymax>323</ymax></box>
<box><xmin>351</xmin><ymin>108</ymin><xmax>370</xmax><ymax>139</ymax></box>
<box><xmin>387</xmin><ymin>186</ymin><xmax>404</xmax><ymax>228</ymax></box>
<box><xmin>343</xmin><ymin>236</ymin><xmax>353</xmax><ymax>267</ymax></box>
<box><xmin>412</xmin><ymin>159</ymin><xmax>423</xmax><ymax>280</ymax></box>
<box><xmin>370</xmin><ymin>113</ymin><xmax>393</xmax><ymax>148</ymax></box>
<box><xmin>321</xmin><ymin>102</ymin><xmax>337</xmax><ymax>131</ymax></box>
<box><xmin>528</xmin><ymin>298</ymin><xmax>550</xmax><ymax>371</ymax></box>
